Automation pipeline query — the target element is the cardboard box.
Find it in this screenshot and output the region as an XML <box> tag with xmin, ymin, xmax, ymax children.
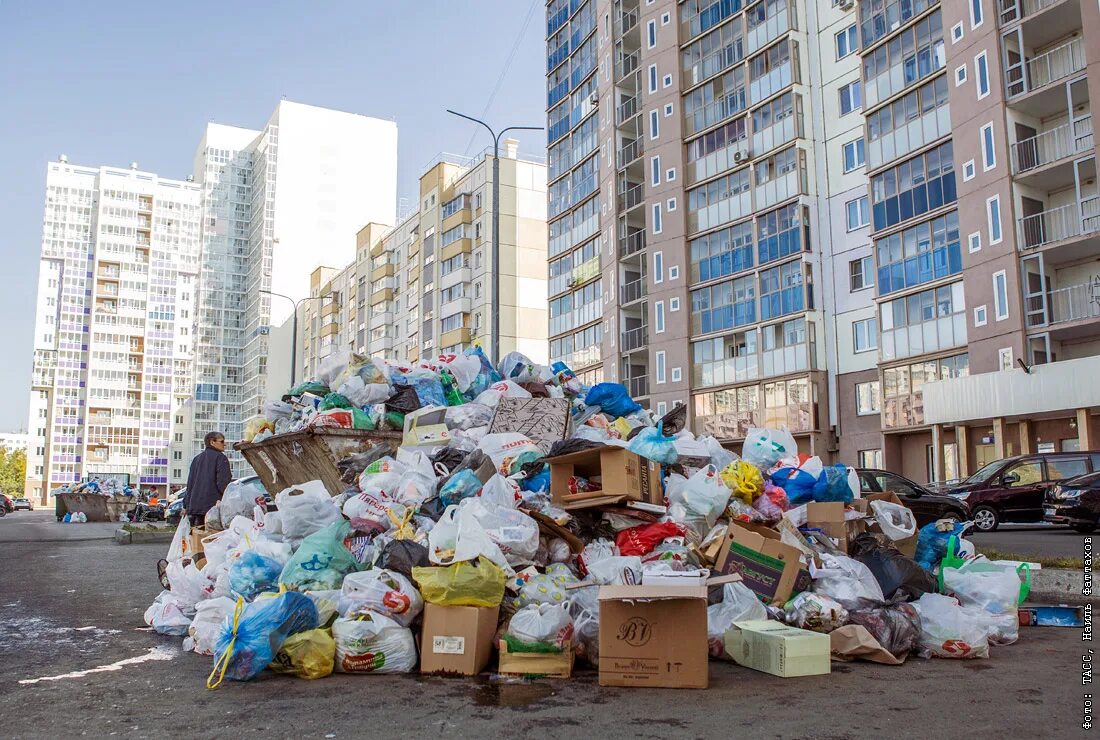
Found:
<box><xmin>714</xmin><ymin>522</ymin><xmax>811</xmax><ymax>605</ymax></box>
<box><xmin>598</xmin><ymin>585</ymin><xmax>709</xmax><ymax>689</ymax></box>
<box><xmin>724</xmin><ymin>620</ymin><xmax>831</xmax><ymax>678</ymax></box>
<box><xmin>641</xmin><ymin>569</ymin><xmax>711</xmax><ymax>587</ymax></box>
<box><xmin>497</xmin><ymin>640</ymin><xmax>574</xmax><ymax>678</ymax></box>
<box><xmin>402</xmin><ymin>407</ymin><xmax>451</xmax><ymax>448</ymax></box>
<box><xmin>546</xmin><ymin>447</ymin><xmax>663</xmax><ymax>509</ymax></box>
<box><xmin>806</xmin><ymin>502</ymin><xmax>849</xmax><ymax>553</ymax></box>
<box><xmin>853</xmin><ymin>493</ymin><xmax>918</xmax><ymax>558</ymax></box>
<box><xmin>187</xmin><ymin>526</ymin><xmax>210</xmax><ymax>557</ymax></box>
<box><xmin>419</xmin><ymin>603</ymin><xmax>500</xmax><ymax>676</ymax></box>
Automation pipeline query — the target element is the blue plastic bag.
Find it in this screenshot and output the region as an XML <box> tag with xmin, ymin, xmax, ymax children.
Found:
<box><xmin>914</xmin><ymin>520</ymin><xmax>967</xmax><ymax>571</ymax></box>
<box><xmin>585</xmin><ymin>383</ymin><xmax>643</xmax><ymax>418</ymax></box>
<box><xmin>811</xmin><ymin>465</ymin><xmax>855</xmax><ymax>504</ymax></box>
<box><xmin>207</xmin><ymin>591</ymin><xmax>319</xmax><ymax>686</ymax></box>
<box><xmin>772</xmin><ymin>468</ymin><xmax>818</xmax><ymax>506</ymax></box>
<box><xmin>439</xmin><ymin>469</ymin><xmax>484</xmax><ymax>508</ymax></box>
<box><xmin>390</xmin><ymin>373</ymin><xmax>446</xmax><ymax>408</ymax></box>
<box><xmin>521</xmin><ymin>465</ymin><xmax>551</xmax><ymax>493</ymax></box>
<box><xmin>464</xmin><ymin>346</ymin><xmax>503</xmax><ymax>398</ymax></box>
<box><xmin>279</xmin><ymin>521</ymin><xmax>362</xmax><ymax>592</ymax></box>
<box><xmin>627</xmin><ymin>423</ymin><xmax>678</xmax><ymax>465</ymax></box>
<box><xmin>229</xmin><ymin>551</ymin><xmax>284</xmax><ymax>601</ymax></box>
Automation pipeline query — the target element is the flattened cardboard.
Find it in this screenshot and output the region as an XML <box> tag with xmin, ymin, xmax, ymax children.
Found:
<box><xmin>806</xmin><ymin>502</ymin><xmax>848</xmax><ymax>553</ymax></box>
<box><xmin>547</xmin><ymin>447</ymin><xmax>663</xmax><ymax>508</ymax></box>
<box><xmin>488</xmin><ymin>397</ymin><xmax>571</xmax><ymax>453</ymax></box>
<box><xmin>724</xmin><ymin>620</ymin><xmax>831</xmax><ymax>677</ymax></box>
<box><xmin>419</xmin><ymin>603</ymin><xmax>499</xmax><ymax>676</ymax></box>
<box><xmin>598</xmin><ymin>585</ymin><xmax>709</xmax><ymax>689</ymax></box>
<box><xmin>714</xmin><ymin>522</ymin><xmax>811</xmax><ymax>605</ymax></box>
<box><xmin>641</xmin><ymin>569</ymin><xmax>711</xmax><ymax>587</ymax></box>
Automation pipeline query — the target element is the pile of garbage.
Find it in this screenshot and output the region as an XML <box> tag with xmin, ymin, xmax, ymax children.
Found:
<box><xmin>146</xmin><ymin>348</ymin><xmax>1031</xmax><ymax>687</ymax></box>
<box><xmin>54</xmin><ymin>478</ymin><xmax>135</xmax><ymax>497</ymax></box>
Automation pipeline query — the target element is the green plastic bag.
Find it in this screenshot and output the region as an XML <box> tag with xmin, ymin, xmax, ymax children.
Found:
<box><xmin>938</xmin><ymin>536</ymin><xmax>1031</xmax><ymax>605</ymax></box>
<box><xmin>412</xmin><ymin>557</ymin><xmax>507</xmax><ymax>607</ymax></box>
<box><xmin>352</xmin><ymin>408</ymin><xmax>376</xmax><ymax>430</ymax></box>
<box><xmin>288</xmin><ymin>380</ymin><xmax>329</xmax><ymax>396</ymax></box>
<box><xmin>440</xmin><ymin>369</ymin><xmax>466</xmax><ymax>406</ymax></box>
<box><xmin>280</xmin><ymin>521</ymin><xmax>363</xmax><ymax>592</ymax></box>
<box><xmin>319</xmin><ymin>393</ymin><xmax>354</xmax><ymax>411</ymax></box>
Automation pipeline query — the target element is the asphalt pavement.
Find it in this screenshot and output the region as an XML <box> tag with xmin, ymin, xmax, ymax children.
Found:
<box><xmin>0</xmin><ymin>512</ymin><xmax>1091</xmax><ymax>739</ymax></box>
<box><xmin>970</xmin><ymin>523</ymin><xmax>1091</xmax><ymax>560</ymax></box>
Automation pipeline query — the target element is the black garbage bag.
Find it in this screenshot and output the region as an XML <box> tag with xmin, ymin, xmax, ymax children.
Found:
<box><xmin>435</xmin><ymin>449</ymin><xmax>488</xmax><ymax>497</ymax></box>
<box><xmin>849</xmin><ymin>532</ymin><xmax>936</xmax><ymax>601</ymax></box>
<box><xmin>337</xmin><ymin>444</ymin><xmax>395</xmax><ymax>484</ymax></box>
<box><xmin>385</xmin><ymin>384</ymin><xmax>421</xmax><ymax>415</ymax></box>
<box><xmin>658</xmin><ymin>403</ymin><xmax>688</xmax><ymax>436</ymax></box>
<box><xmin>846</xmin><ymin>603</ymin><xmax>922</xmax><ymax>661</ymax></box>
<box><xmin>378</xmin><ymin>539</ymin><xmax>431</xmax><ymax>580</ymax></box>
<box><xmin>418</xmin><ymin>496</ymin><xmax>447</xmax><ymax>522</ymax></box>
<box><xmin>430</xmin><ymin>446</ymin><xmax>466</xmax><ymax>476</ymax></box>
<box><xmin>547</xmin><ymin>438</ymin><xmax>605</xmax><ymax>458</ymax></box>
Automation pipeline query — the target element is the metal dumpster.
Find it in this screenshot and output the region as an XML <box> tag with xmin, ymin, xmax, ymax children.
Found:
<box><xmin>234</xmin><ymin>428</ymin><xmax>401</xmax><ymax>495</ymax></box>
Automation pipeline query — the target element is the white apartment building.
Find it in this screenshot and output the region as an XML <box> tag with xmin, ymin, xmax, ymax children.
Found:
<box><xmin>25</xmin><ymin>159</ymin><xmax>201</xmax><ymax>504</ymax></box>
<box><xmin>184</xmin><ymin>101</ymin><xmax>398</xmax><ymax>479</ymax></box>
<box><xmin>0</xmin><ymin>432</ymin><xmax>30</xmax><ymax>454</ymax></box>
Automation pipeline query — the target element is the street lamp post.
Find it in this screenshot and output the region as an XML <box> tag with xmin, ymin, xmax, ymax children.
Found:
<box><xmin>446</xmin><ymin>110</ymin><xmax>541</xmax><ymax>366</ymax></box>
<box><xmin>260</xmin><ymin>289</ymin><xmax>331</xmax><ymax>388</ymax></box>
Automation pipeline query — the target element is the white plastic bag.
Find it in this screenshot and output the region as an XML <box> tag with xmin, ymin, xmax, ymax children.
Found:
<box><xmin>699</xmin><ymin>435</ymin><xmax>739</xmax><ymax>471</ymax></box>
<box><xmin>220</xmin><ymin>478</ymin><xmax>268</xmax><ymax>522</ymax></box>
<box><xmin>477</xmin><ymin>433</ymin><xmax>542</xmax><ymax>475</ymax></box>
<box><xmin>507</xmin><ymin>603</ymin><xmax>574</xmax><ymax>650</ymax></box>
<box><xmin>568</xmin><ymin>584</ymin><xmax>601</xmax><ymax>664</ymax></box>
<box><xmin>742</xmin><ymin>427</ymin><xmax>798</xmax><ymax>470</ymax></box>
<box><xmin>707</xmin><ymin>581</ymin><xmax>767</xmax><ymax>657</ymax></box>
<box><xmin>667</xmin><ymin>465</ymin><xmax>731</xmax><ymax>531</ymax></box>
<box><xmin>185</xmin><ymin>596</ymin><xmax>235</xmax><ymax>655</ymax></box>
<box><xmin>275</xmin><ymin>481</ymin><xmax>342</xmax><ymax>542</ymax></box>
<box><xmin>913</xmin><ymin>592</ymin><xmax>991</xmax><ymax>659</ymax></box>
<box><xmin>317</xmin><ymin>350</ymin><xmax>353</xmax><ymax>389</ymax></box>
<box><xmin>870</xmin><ymin>499</ymin><xmax>917</xmax><ymax>541</ymax></box>
<box><xmin>143</xmin><ymin>590</ymin><xmax>194</xmax><ymax>636</ymax></box>
<box><xmin>587</xmin><ymin>556</ymin><xmax>643</xmax><ymax>585</ymax></box>
<box><xmin>339</xmin><ymin>569</ymin><xmax>424</xmax><ymax>627</ymax></box>
<box><xmin>332</xmin><ymin>614</ymin><xmax>418</xmax><ymax>673</ymax></box>
<box><xmin>166</xmin><ymin>560</ymin><xmax>212</xmax><ymax>608</ymax></box>
<box><xmin>391</xmin><ymin>449</ymin><xmax>437</xmax><ymax>507</ymax></box>
<box><xmin>440</xmin><ymin>353</ymin><xmax>482</xmax><ymax>393</ymax></box>
<box><xmin>784</xmin><ymin>591</ymin><xmax>849</xmax><ymax>633</ymax></box>
<box><xmin>480</xmin><ymin>474</ymin><xmax>521</xmax><ymax>509</ymax></box>
<box><xmin>338</xmin><ymin>376</ymin><xmax>391</xmax><ymax>407</ymax></box>
<box><xmin>428</xmin><ymin>503</ymin><xmax>512</xmax><ymax>575</ymax></box>
<box><xmin>811</xmin><ymin>553</ymin><xmax>885</xmax><ymax>610</ymax></box>
<box><xmin>943</xmin><ymin>562</ymin><xmax>1023</xmax><ymax>645</ymax></box>
<box><xmin>167</xmin><ymin>516</ymin><xmax>191</xmax><ymax>563</ymax></box>
<box><xmin>460</xmin><ymin>496</ymin><xmax>540</xmax><ymax>568</ymax></box>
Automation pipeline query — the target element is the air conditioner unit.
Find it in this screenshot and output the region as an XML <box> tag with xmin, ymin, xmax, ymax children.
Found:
<box><xmin>838</xmin><ymin>0</ymin><xmax>855</xmax><ymax>10</ymax></box>
<box><xmin>733</xmin><ymin>148</ymin><xmax>750</xmax><ymax>163</ymax></box>
<box><xmin>590</xmin><ymin>92</ymin><xmax>599</xmax><ymax>107</ymax></box>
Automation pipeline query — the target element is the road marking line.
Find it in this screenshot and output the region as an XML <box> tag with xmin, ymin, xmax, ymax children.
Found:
<box><xmin>18</xmin><ymin>646</ymin><xmax>176</xmax><ymax>685</ymax></box>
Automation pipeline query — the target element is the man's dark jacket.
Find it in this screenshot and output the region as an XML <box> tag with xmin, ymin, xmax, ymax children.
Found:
<box><xmin>183</xmin><ymin>447</ymin><xmax>232</xmax><ymax>517</ymax></box>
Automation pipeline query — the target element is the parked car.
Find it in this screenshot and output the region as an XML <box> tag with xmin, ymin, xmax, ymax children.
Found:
<box><xmin>12</xmin><ymin>497</ymin><xmax>32</xmax><ymax>511</ymax></box>
<box><xmin>166</xmin><ymin>493</ymin><xmax>185</xmax><ymax>526</ymax></box>
<box><xmin>855</xmin><ymin>469</ymin><xmax>970</xmax><ymax>526</ymax></box>
<box><xmin>942</xmin><ymin>452</ymin><xmax>1100</xmax><ymax>531</ymax></box>
<box><xmin>1044</xmin><ymin>472</ymin><xmax>1100</xmax><ymax>533</ymax></box>
<box><xmin>0</xmin><ymin>494</ymin><xmax>13</xmax><ymax>513</ymax></box>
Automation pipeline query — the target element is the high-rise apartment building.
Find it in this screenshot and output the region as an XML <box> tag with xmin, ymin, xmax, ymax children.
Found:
<box><xmin>546</xmin><ymin>0</ymin><xmax>871</xmax><ymax>459</ymax></box>
<box><xmin>25</xmin><ymin>160</ymin><xmax>201</xmax><ymax>504</ymax></box>
<box><xmin>186</xmin><ymin>101</ymin><xmax>398</xmax><ymax>478</ymax></box>
<box><xmin>294</xmin><ymin>146</ymin><xmax>548</xmax><ymax>380</ymax></box>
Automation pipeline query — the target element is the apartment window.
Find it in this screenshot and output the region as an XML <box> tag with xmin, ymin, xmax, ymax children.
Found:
<box><xmin>672</xmin><ymin>368</ymin><xmax>682</xmax><ymax>382</ymax></box>
<box><xmin>475</xmin><ymin>192</ymin><xmax>482</xmax><ymax>209</ymax></box>
<box><xmin>874</xmin><ymin>212</ymin><xmax>962</xmax><ymax>295</ymax></box>
<box><xmin>690</xmin><ymin>220</ymin><xmax>754</xmax><ymax>281</ymax></box>
<box><xmin>651</xmin><ymin>156</ymin><xmax>661</xmax><ymax>186</ymax></box>
<box><xmin>980</xmin><ymin>123</ymin><xmax>996</xmax><ymax>171</ymax></box>
<box><xmin>648</xmin><ymin>64</ymin><xmax>658</xmax><ymax>93</ymax></box>
<box><xmin>655</xmin><ymin>301</ymin><xmax>666</xmax><ymax>334</ymax></box>
<box><xmin>836</xmin><ymin>24</ymin><xmax>858</xmax><ymax>60</ymax></box>
<box><xmin>669</xmin><ymin>264</ymin><xmax>679</xmax><ymax>280</ymax></box>
<box><xmin>993</xmin><ymin>270</ymin><xmax>1009</xmax><ymax>321</ymax></box>
<box><xmin>968</xmin><ymin>232</ymin><xmax>981</xmax><ymax>253</ymax></box>
<box><xmin>999</xmin><ymin>347</ymin><xmax>1013</xmax><ymax>371</ymax></box>
<box><xmin>691</xmin><ymin>275</ymin><xmax>757</xmax><ymax>333</ymax></box>
<box><xmin>879</xmin><ymin>283</ymin><xmax>967</xmax><ymax>361</ymax></box>
<box><xmin>649</xmin><ymin>110</ymin><xmax>659</xmax><ymax>139</ymax></box>
<box><xmin>850</xmin><ymin>256</ymin><xmax>874</xmax><ymax>291</ymax></box>
<box><xmin>969</xmin><ymin>0</ymin><xmax>983</xmax><ymax>28</ymax></box>
<box><xmin>843</xmin><ymin>138</ymin><xmax>865</xmax><ymax>172</ymax></box>
<box><xmin>670</xmin><ymin>297</ymin><xmax>681</xmax><ymax>312</ymax></box>
<box><xmin>859</xmin><ymin>449</ymin><xmax>884</xmax><ymax>468</ymax></box>
<box><xmin>974</xmin><ymin>305</ymin><xmax>988</xmax><ymax>327</ymax></box>
<box><xmin>667</xmin><ymin>198</ymin><xmax>677</xmax><ymax>212</ymax></box>
<box><xmin>656</xmin><ymin>401</ymin><xmax>667</xmax><ymax>416</ymax></box>
<box><xmin>173</xmin><ymin>451</ymin><xmax>182</xmax><ymax>460</ymax></box>
<box><xmin>758</xmin><ymin>202</ymin><xmax>808</xmax><ymax>265</ymax></box>
<box><xmin>856</xmin><ymin>381</ymin><xmax>881</xmax><ymax>416</ymax></box>
<box><xmin>963</xmin><ymin>160</ymin><xmax>975</xmax><ymax>181</ymax></box>
<box><xmin>955</xmin><ymin>65</ymin><xmax>967</xmax><ymax>86</ymax></box>
<box><xmin>839</xmin><ymin>81</ymin><xmax>861</xmax><ymax>115</ymax></box>
<box><xmin>987</xmin><ymin>195</ymin><xmax>1002</xmax><ymax>244</ymax></box>
<box><xmin>663</xmin><ymin>74</ymin><xmax>673</xmax><ymax>88</ymax></box>
<box><xmin>870</xmin><ymin>141</ymin><xmax>956</xmax><ymax>231</ymax></box>
<box><xmin>652</xmin><ymin>203</ymin><xmax>663</xmax><ymax>234</ymax></box>
<box><xmin>759</xmin><ymin>261</ymin><xmax>805</xmax><ymax>321</ymax></box>
<box><xmin>854</xmin><ymin>317</ymin><xmax>878</xmax><ymax>353</ymax></box>
<box><xmin>951</xmin><ymin>22</ymin><xmax>964</xmax><ymax>43</ymax></box>
<box><xmin>846</xmin><ymin>196</ymin><xmax>870</xmax><ymax>230</ymax></box>
<box><xmin>975</xmin><ymin>51</ymin><xmax>989</xmax><ymax>99</ymax></box>
<box><xmin>647</xmin><ymin>19</ymin><xmax>657</xmax><ymax>48</ymax></box>
<box><xmin>664</xmin><ymin>103</ymin><xmax>673</xmax><ymax>116</ymax></box>
<box><xmin>653</xmin><ymin>251</ymin><xmax>664</xmax><ymax>284</ymax></box>
<box><xmin>656</xmin><ymin>351</ymin><xmax>667</xmax><ymax>384</ymax></box>
<box><xmin>661</xmin><ymin>11</ymin><xmax>670</xmax><ymax>25</ymax></box>
<box><xmin>666</xmin><ymin>168</ymin><xmax>676</xmax><ymax>182</ymax></box>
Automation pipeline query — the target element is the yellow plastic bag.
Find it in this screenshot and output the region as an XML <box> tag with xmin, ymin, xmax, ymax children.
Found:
<box><xmin>412</xmin><ymin>557</ymin><xmax>506</xmax><ymax>607</ymax></box>
<box><xmin>269</xmin><ymin>628</ymin><xmax>335</xmax><ymax>680</ymax></box>
<box><xmin>720</xmin><ymin>460</ymin><xmax>763</xmax><ymax>505</ymax></box>
<box><xmin>243</xmin><ymin>415</ymin><xmax>274</xmax><ymax>442</ymax></box>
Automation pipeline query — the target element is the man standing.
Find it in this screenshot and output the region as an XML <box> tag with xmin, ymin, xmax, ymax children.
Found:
<box><xmin>183</xmin><ymin>432</ymin><xmax>232</xmax><ymax>527</ymax></box>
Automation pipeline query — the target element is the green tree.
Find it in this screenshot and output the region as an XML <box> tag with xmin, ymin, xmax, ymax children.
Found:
<box><xmin>0</xmin><ymin>449</ymin><xmax>26</xmax><ymax>495</ymax></box>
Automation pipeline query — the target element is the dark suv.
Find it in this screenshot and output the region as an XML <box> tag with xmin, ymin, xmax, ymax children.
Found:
<box><xmin>943</xmin><ymin>452</ymin><xmax>1100</xmax><ymax>531</ymax></box>
<box><xmin>856</xmin><ymin>469</ymin><xmax>970</xmax><ymax>526</ymax></box>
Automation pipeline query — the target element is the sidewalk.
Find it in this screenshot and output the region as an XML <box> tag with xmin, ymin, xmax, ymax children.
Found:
<box><xmin>0</xmin><ymin>509</ymin><xmax>123</xmax><ymax>543</ymax></box>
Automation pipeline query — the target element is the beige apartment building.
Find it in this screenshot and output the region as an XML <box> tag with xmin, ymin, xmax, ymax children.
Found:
<box><xmin>295</xmin><ymin>146</ymin><xmax>548</xmax><ymax>380</ymax></box>
<box><xmin>546</xmin><ymin>0</ymin><xmax>1100</xmax><ymax>484</ymax></box>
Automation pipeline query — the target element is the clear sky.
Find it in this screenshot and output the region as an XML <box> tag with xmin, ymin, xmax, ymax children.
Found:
<box><xmin>0</xmin><ymin>0</ymin><xmax>547</xmax><ymax>432</ymax></box>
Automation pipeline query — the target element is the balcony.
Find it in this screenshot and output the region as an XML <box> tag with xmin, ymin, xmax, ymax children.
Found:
<box><xmin>1011</xmin><ymin>116</ymin><xmax>1093</xmax><ymax>185</ymax></box>
<box><xmin>617</xmin><ymin>94</ymin><xmax>639</xmax><ymax>125</ymax></box>
<box><xmin>746</xmin><ymin>5</ymin><xmax>793</xmax><ymax>56</ymax></box>
<box><xmin>619</xmin><ymin>230</ymin><xmax>646</xmax><ymax>259</ymax></box>
<box><xmin>440</xmin><ymin>326</ymin><xmax>471</xmax><ymax>347</ymax></box>
<box><xmin>1017</xmin><ymin>197</ymin><xmax>1100</xmax><ymax>259</ymax></box>
<box><xmin>618</xmin><ymin>182</ymin><xmax>644</xmax><ymax>212</ymax></box>
<box><xmin>369</xmin><ymin>311</ymin><xmax>394</xmax><ymax>330</ymax></box>
<box><xmin>571</xmin><ymin>257</ymin><xmax>600</xmax><ymax>286</ymax></box>
<box><xmin>1028</xmin><ymin>282</ymin><xmax>1100</xmax><ymax>340</ymax></box>
<box><xmin>441</xmin><ymin>296</ymin><xmax>473</xmax><ymax>318</ymax></box>
<box><xmin>617</xmin><ymin>51</ymin><xmax>639</xmax><ymax>82</ymax></box>
<box><xmin>617</xmin><ymin>138</ymin><xmax>643</xmax><ymax>169</ymax></box>
<box><xmin>561</xmin><ymin>344</ymin><xmax>601</xmax><ymax>371</ymax></box>
<box><xmin>1006</xmin><ymin>38</ymin><xmax>1086</xmax><ymax>112</ymax></box>
<box><xmin>627</xmin><ymin>375</ymin><xmax>649</xmax><ymax>398</ymax></box>
<box><xmin>683</xmin><ymin>41</ymin><xmax>743</xmax><ymax>89</ymax></box>
<box><xmin>622</xmin><ymin>325</ymin><xmax>648</xmax><ymax>352</ymax></box>
<box><xmin>621</xmin><ymin>276</ymin><xmax>647</xmax><ymax>305</ymax></box>
<box><xmin>440</xmin><ymin>266</ymin><xmax>471</xmax><ymax>290</ymax></box>
<box><xmin>617</xmin><ymin>7</ymin><xmax>638</xmax><ymax>36</ymax></box>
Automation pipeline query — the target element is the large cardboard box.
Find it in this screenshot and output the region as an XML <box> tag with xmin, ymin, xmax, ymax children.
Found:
<box><xmin>598</xmin><ymin>585</ymin><xmax>709</xmax><ymax>689</ymax></box>
<box><xmin>852</xmin><ymin>493</ymin><xmax>918</xmax><ymax>558</ymax></box>
<box><xmin>806</xmin><ymin>502</ymin><xmax>849</xmax><ymax>553</ymax></box>
<box><xmin>547</xmin><ymin>447</ymin><xmax>663</xmax><ymax>509</ymax></box>
<box><xmin>714</xmin><ymin>522</ymin><xmax>811</xmax><ymax>605</ymax></box>
<box><xmin>419</xmin><ymin>603</ymin><xmax>500</xmax><ymax>676</ymax></box>
<box><xmin>723</xmin><ymin>620</ymin><xmax>831</xmax><ymax>678</ymax></box>
<box><xmin>187</xmin><ymin>526</ymin><xmax>210</xmax><ymax>557</ymax></box>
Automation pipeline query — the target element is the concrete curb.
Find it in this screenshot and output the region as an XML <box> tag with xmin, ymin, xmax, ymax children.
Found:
<box><xmin>1028</xmin><ymin>567</ymin><xmax>1094</xmax><ymax>604</ymax></box>
<box><xmin>114</xmin><ymin>528</ymin><xmax>173</xmax><ymax>545</ymax></box>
